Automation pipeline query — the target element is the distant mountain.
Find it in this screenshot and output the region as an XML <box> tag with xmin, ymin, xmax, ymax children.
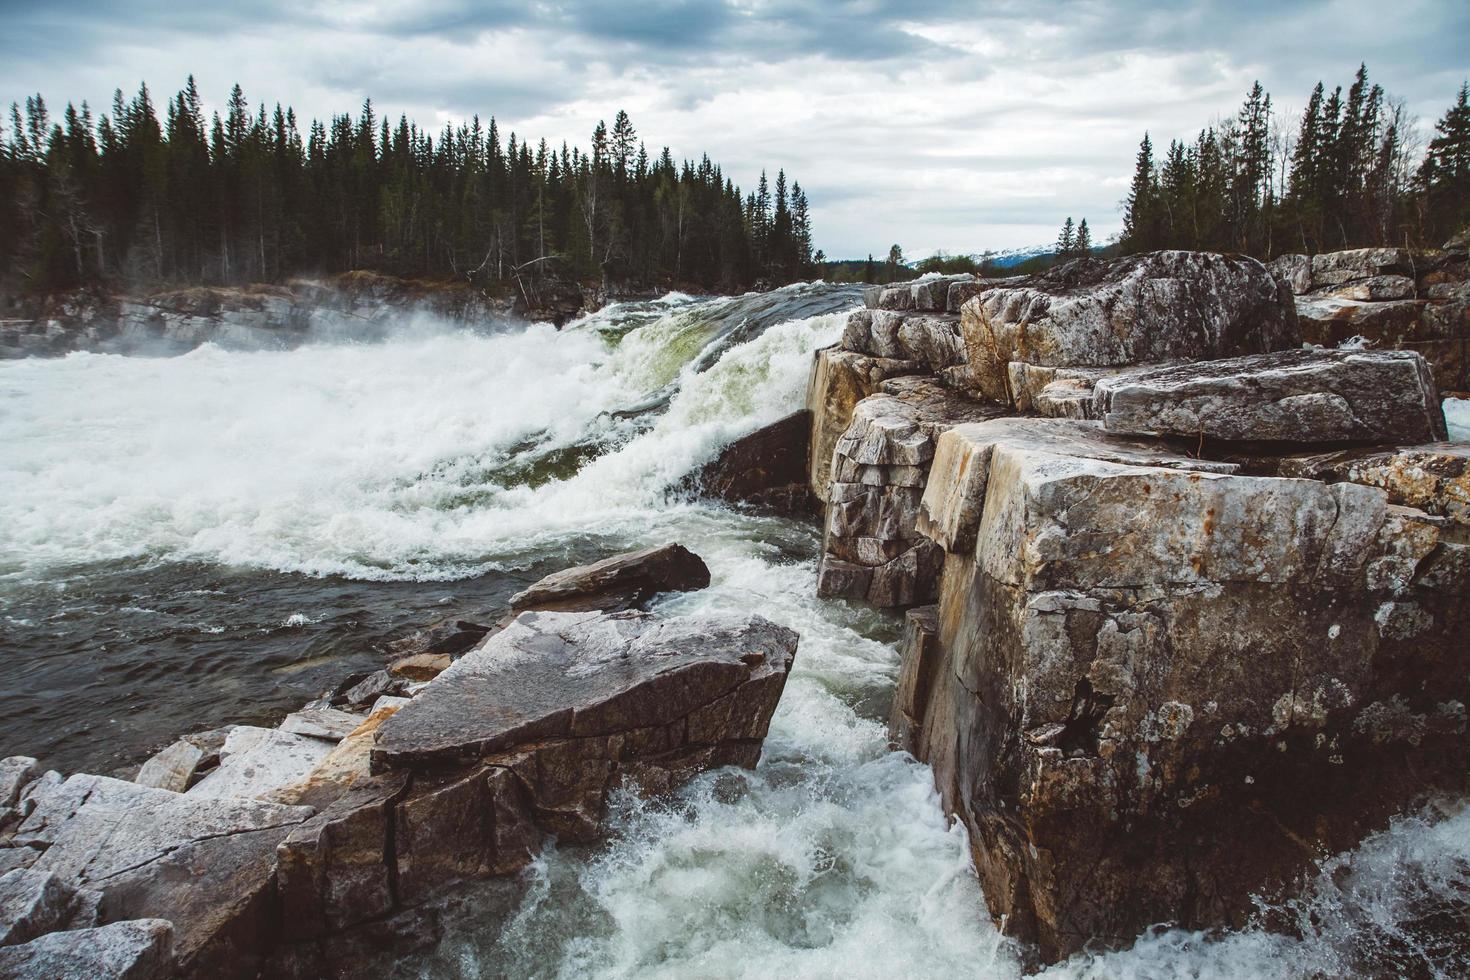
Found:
<box><xmin>981</xmin><ymin>245</ymin><xmax>1056</xmax><ymax>269</ymax></box>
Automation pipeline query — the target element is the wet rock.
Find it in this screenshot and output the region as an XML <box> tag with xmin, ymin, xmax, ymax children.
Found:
<box><xmin>691</xmin><ymin>410</ymin><xmax>817</xmax><ymax>516</ymax></box>
<box><xmin>384</xmin><ymin>619</ymin><xmax>492</xmax><ymax>659</ymax></box>
<box><xmin>888</xmin><ymin>606</ymin><xmax>940</xmax><ymax>756</ymax></box>
<box><xmin>387</xmin><ymin>653</ymin><xmax>453</xmax><ymax>683</ymax></box>
<box><xmin>1092</xmin><ymin>349</ymin><xmax>1448</xmax><ymax>444</ymax></box>
<box><xmin>805</xmin><ymin>347</ymin><xmax>926</xmax><ymax>502</ymax></box>
<box><xmin>279</xmin><ymin>706</ymin><xmax>367</xmax><ymax>742</ymax></box>
<box><xmin>508</xmin><ymin>542</ymin><xmax>711</xmax><ymax>614</ymax></box>
<box><xmin>0</xmin><ymin>919</ymin><xmax>173</xmax><ymax>979</ymax></box>
<box><xmin>960</xmin><ymin>251</ymin><xmax>1299</xmax><ymax>404</ymax></box>
<box><xmin>817</xmin><ymin>377</ymin><xmax>1007</xmax><ymax>606</ymax></box>
<box><xmin>898</xmin><ymin>415</ymin><xmax>1470</xmax><ymax>962</ymax></box>
<box><xmin>373</xmin><ymin>609</ymin><xmax>796</xmax><ymax>772</ymax></box>
<box><xmin>188</xmin><ymin>726</ymin><xmax>334</xmax><ymax>800</ymax></box>
<box><xmin>336</xmin><ymin>668</ymin><xmax>409</xmax><ymax>709</ymax></box>
<box><xmin>9</xmin><ymin>773</ymin><xmax>312</xmax><ymax>974</ymax></box>
<box><xmin>0</xmin><ymin>868</ymin><xmax>101</xmax><ymax>946</ymax></box>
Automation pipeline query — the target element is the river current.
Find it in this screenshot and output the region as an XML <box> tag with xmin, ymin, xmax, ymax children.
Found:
<box><xmin>1</xmin><ymin>284</ymin><xmax>1466</xmax><ymax>977</ymax></box>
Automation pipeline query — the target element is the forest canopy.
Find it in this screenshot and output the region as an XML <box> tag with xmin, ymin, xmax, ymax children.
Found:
<box><xmin>0</xmin><ymin>79</ymin><xmax>816</xmax><ymax>294</ymax></box>
<box><xmin>1118</xmin><ymin>66</ymin><xmax>1470</xmax><ymax>258</ymax></box>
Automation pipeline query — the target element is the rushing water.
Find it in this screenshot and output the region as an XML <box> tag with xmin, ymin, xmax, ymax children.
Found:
<box><xmin>1</xmin><ymin>284</ymin><xmax>1467</xmax><ymax>977</ymax></box>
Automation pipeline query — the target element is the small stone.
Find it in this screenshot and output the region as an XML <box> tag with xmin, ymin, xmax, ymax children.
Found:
<box><xmin>134</xmin><ymin>740</ymin><xmax>205</xmax><ymax>794</ymax></box>
<box><xmin>388</xmin><ymin>653</ymin><xmax>453</xmax><ymax>682</ymax></box>
<box><xmin>279</xmin><ymin>706</ymin><xmax>367</xmax><ymax>742</ymax></box>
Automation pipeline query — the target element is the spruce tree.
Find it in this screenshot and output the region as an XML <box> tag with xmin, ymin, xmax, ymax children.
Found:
<box><xmin>1075</xmin><ymin>219</ymin><xmax>1091</xmax><ymax>255</ymax></box>
<box><xmin>1056</xmin><ymin>217</ymin><xmax>1076</xmax><ymax>256</ymax></box>
<box><xmin>1122</xmin><ymin>133</ymin><xmax>1158</xmax><ymax>253</ymax></box>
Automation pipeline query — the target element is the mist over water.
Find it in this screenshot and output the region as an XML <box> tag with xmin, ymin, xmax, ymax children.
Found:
<box><xmin>2</xmin><ymin>283</ymin><xmax>1466</xmax><ymax>976</ymax></box>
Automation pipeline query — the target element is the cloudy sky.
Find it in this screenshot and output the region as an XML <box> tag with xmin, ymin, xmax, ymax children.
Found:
<box><xmin>2</xmin><ymin>0</ymin><xmax>1466</xmax><ymax>256</ymax></box>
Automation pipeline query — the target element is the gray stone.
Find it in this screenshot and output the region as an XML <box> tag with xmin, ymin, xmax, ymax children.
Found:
<box><xmin>916</xmin><ymin>416</ymin><xmax>1237</xmax><ymax>554</ymax></box>
<box><xmin>0</xmin><ymin>757</ymin><xmax>36</xmax><ymax>813</ymax></box>
<box><xmin>898</xmin><ymin>414</ymin><xmax>1470</xmax><ymax>962</ymax></box>
<box><xmin>1278</xmin><ymin>442</ymin><xmax>1470</xmax><ymax>526</ymax></box>
<box><xmin>1327</xmin><ymin>274</ymin><xmax>1416</xmax><ymax>301</ymax></box>
<box><xmin>804</xmin><ymin>347</ymin><xmax>926</xmax><ymax>502</ymax></box>
<box><xmin>508</xmin><ymin>542</ymin><xmax>710</xmax><ymax>614</ymax></box>
<box><xmin>1092</xmin><ymin>349</ymin><xmax>1448</xmax><ymax>444</ymax></box>
<box><xmin>134</xmin><ymin>740</ymin><xmax>205</xmax><ymax>793</ymax></box>
<box><xmin>0</xmin><ymin>919</ymin><xmax>173</xmax><ymax>980</ymax></box>
<box><xmin>373</xmin><ymin>609</ymin><xmax>796</xmax><ymax>771</ymax></box>
<box><xmin>279</xmin><ymin>707</ymin><xmax>367</xmax><ymax>742</ymax></box>
<box><xmin>187</xmin><ymin>726</ymin><xmax>334</xmax><ymax>800</ymax></box>
<box><xmin>960</xmin><ymin>251</ymin><xmax>1299</xmax><ymax>403</ymax></box>
<box><xmin>11</xmin><ymin>773</ymin><xmax>311</xmax><ymax>973</ymax></box>
<box><xmin>0</xmin><ymin>868</ymin><xmax>101</xmax><ymax>946</ymax></box>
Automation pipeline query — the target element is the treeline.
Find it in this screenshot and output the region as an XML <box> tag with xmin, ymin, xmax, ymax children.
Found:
<box><xmin>1121</xmin><ymin>66</ymin><xmax>1470</xmax><ymax>257</ymax></box>
<box><xmin>0</xmin><ymin>77</ymin><xmax>816</xmax><ymax>294</ymax></box>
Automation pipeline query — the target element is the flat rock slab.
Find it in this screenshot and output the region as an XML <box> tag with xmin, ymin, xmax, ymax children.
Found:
<box><xmin>10</xmin><ymin>773</ymin><xmax>312</xmax><ymax>972</ymax></box>
<box><xmin>916</xmin><ymin>416</ymin><xmax>1238</xmax><ymax>553</ymax></box>
<box><xmin>1279</xmin><ymin>442</ymin><xmax>1470</xmax><ymax>525</ymax></box>
<box><xmin>0</xmin><ymin>918</ymin><xmax>173</xmax><ymax>980</ymax></box>
<box><xmin>961</xmin><ymin>251</ymin><xmax>1299</xmax><ymax>403</ymax></box>
<box><xmin>187</xmin><ymin>726</ymin><xmax>334</xmax><ymax>800</ymax></box>
<box><xmin>1092</xmin><ymin>349</ymin><xmax>1448</xmax><ymax>444</ymax></box>
<box><xmin>372</xmin><ymin>609</ymin><xmax>797</xmax><ymax>770</ymax></box>
<box><xmin>279</xmin><ymin>707</ymin><xmax>367</xmax><ymax>742</ymax></box>
<box><xmin>508</xmin><ymin>543</ymin><xmax>711</xmax><ymax>614</ymax></box>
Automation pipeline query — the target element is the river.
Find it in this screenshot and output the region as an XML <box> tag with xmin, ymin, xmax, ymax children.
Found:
<box><xmin>1</xmin><ymin>284</ymin><xmax>1465</xmax><ymax>977</ymax></box>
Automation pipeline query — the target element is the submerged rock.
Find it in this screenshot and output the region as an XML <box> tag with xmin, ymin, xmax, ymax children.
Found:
<box><xmin>1092</xmin><ymin>348</ymin><xmax>1448</xmax><ymax>444</ymax></box>
<box><xmin>508</xmin><ymin>542</ymin><xmax>711</xmax><ymax>614</ymax></box>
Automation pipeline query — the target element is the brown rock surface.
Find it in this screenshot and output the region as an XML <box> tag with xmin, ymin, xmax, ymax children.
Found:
<box><xmin>893</xmin><ymin>415</ymin><xmax>1470</xmax><ymax>962</ymax></box>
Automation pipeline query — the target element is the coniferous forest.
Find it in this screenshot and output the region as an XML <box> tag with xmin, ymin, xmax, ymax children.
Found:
<box><xmin>0</xmin><ymin>78</ymin><xmax>816</xmax><ymax>295</ymax></box>
<box><xmin>1119</xmin><ymin>66</ymin><xmax>1470</xmax><ymax>258</ymax></box>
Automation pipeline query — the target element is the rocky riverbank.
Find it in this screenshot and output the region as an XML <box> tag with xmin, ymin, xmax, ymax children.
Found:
<box><xmin>0</xmin><ymin>545</ymin><xmax>797</xmax><ymax>977</ymax></box>
<box><xmin>793</xmin><ymin>243</ymin><xmax>1470</xmax><ymax>964</ymax></box>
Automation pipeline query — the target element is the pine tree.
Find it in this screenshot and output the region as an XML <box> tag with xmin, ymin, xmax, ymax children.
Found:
<box><xmin>1056</xmin><ymin>217</ymin><xmax>1076</xmax><ymax>256</ymax></box>
<box><xmin>1122</xmin><ymin>133</ymin><xmax>1159</xmax><ymax>252</ymax></box>
<box><xmin>1419</xmin><ymin>81</ymin><xmax>1470</xmax><ymax>239</ymax></box>
<box><xmin>1075</xmin><ymin>218</ymin><xmax>1091</xmax><ymax>254</ymax></box>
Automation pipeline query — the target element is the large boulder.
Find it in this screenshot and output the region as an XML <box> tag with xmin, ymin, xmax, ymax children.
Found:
<box><xmin>258</xmin><ymin>609</ymin><xmax>797</xmax><ymax>943</ymax></box>
<box><xmin>0</xmin><ymin>868</ymin><xmax>101</xmax><ymax>946</ymax></box>
<box><xmin>508</xmin><ymin>542</ymin><xmax>710</xmax><ymax>614</ymax></box>
<box><xmin>690</xmin><ymin>410</ymin><xmax>816</xmax><ymax>516</ymax></box>
<box><xmin>895</xmin><ymin>416</ymin><xmax>1470</xmax><ymax>962</ymax></box>
<box><xmin>960</xmin><ymin>252</ymin><xmax>1299</xmax><ymax>404</ymax></box>
<box><xmin>1092</xmin><ymin>349</ymin><xmax>1448</xmax><ymax>444</ymax></box>
<box><xmin>842</xmin><ymin>310</ymin><xmax>967</xmax><ymax>372</ymax></box>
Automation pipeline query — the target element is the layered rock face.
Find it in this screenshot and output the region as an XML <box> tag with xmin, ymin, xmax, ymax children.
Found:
<box><xmin>1270</xmin><ymin>243</ymin><xmax>1470</xmax><ymax>392</ymax></box>
<box><xmin>797</xmin><ymin>250</ymin><xmax>1468</xmax><ymax>962</ymax></box>
<box><xmin>892</xmin><ymin>417</ymin><xmax>1469</xmax><ymax>961</ymax></box>
<box><xmin>0</xmin><ymin>548</ymin><xmax>796</xmax><ymax>978</ymax></box>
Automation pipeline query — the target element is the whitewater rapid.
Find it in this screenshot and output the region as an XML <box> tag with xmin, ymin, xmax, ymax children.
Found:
<box><xmin>1</xmin><ymin>286</ymin><xmax>1467</xmax><ymax>978</ymax></box>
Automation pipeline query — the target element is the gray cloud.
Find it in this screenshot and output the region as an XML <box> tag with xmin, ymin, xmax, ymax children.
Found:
<box><xmin>1</xmin><ymin>0</ymin><xmax>1466</xmax><ymax>255</ymax></box>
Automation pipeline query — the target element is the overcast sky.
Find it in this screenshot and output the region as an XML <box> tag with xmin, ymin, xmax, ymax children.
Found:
<box><xmin>2</xmin><ymin>1</ymin><xmax>1466</xmax><ymax>256</ymax></box>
